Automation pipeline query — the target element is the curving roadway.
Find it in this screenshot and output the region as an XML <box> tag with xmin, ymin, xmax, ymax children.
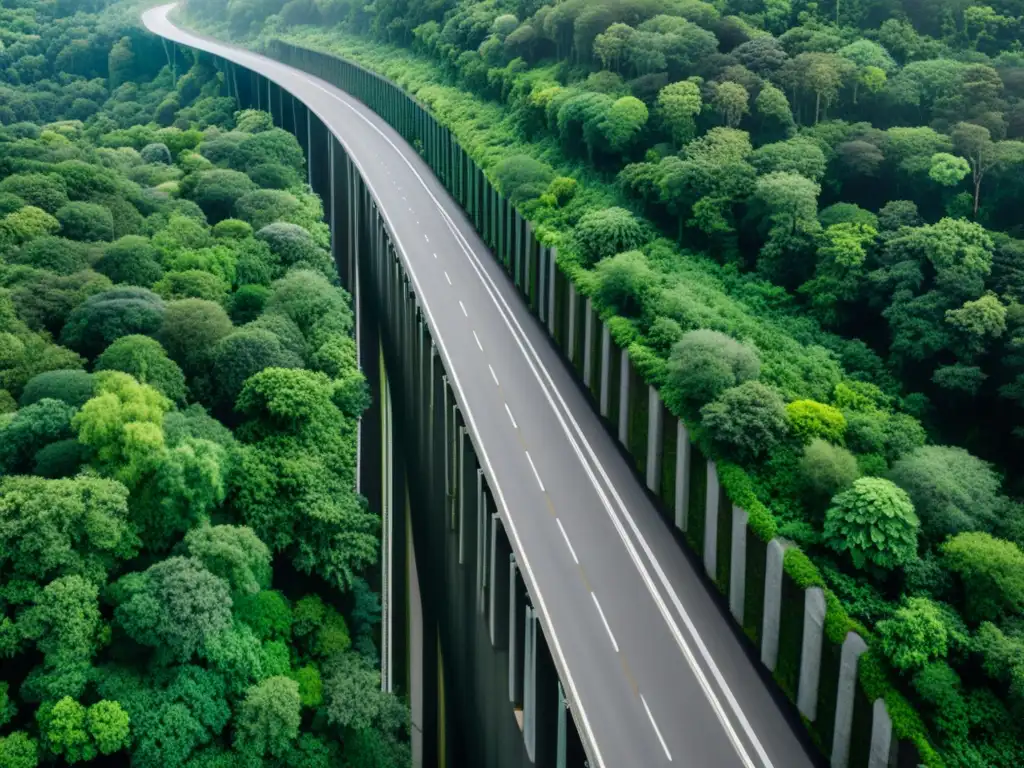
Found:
<box><xmin>143</xmin><ymin>6</ymin><xmax>821</xmax><ymax>767</ymax></box>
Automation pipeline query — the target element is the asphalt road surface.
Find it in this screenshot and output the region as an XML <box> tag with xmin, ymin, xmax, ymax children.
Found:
<box><xmin>144</xmin><ymin>7</ymin><xmax>823</xmax><ymax>767</ymax></box>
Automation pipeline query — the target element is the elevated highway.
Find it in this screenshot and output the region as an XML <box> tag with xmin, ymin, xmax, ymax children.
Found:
<box><xmin>144</xmin><ymin>7</ymin><xmax>821</xmax><ymax>767</ymax></box>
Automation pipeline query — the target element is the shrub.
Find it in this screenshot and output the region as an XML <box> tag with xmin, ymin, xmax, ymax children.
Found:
<box><xmin>264</xmin><ymin>270</ymin><xmax>351</xmax><ymax>340</ymax></box>
<box><xmin>95</xmin><ymin>236</ymin><xmax>164</xmax><ymax>287</ymax></box>
<box><xmin>246</xmin><ymin>313</ymin><xmax>307</xmax><ymax>362</ymax></box>
<box><xmin>95</xmin><ymin>335</ymin><xmax>186</xmax><ymax>404</ymax></box>
<box><xmin>234</xmin><ymin>190</ymin><xmax>305</xmax><ymax>231</ymax></box>
<box><xmin>256</xmin><ymin>222</ymin><xmax>325</xmax><ymax>269</ymax></box>
<box><xmin>60</xmin><ymin>287</ymin><xmax>166</xmax><ymax>359</ymax></box>
<box><xmin>0</xmin><ymin>193</ymin><xmax>26</xmax><ymax>216</ymax></box>
<box><xmin>140</xmin><ymin>143</ymin><xmax>172</xmax><ymax>164</ymax></box>
<box><xmin>33</xmin><ymin>439</ymin><xmax>90</xmax><ymax>479</ymax></box>
<box><xmin>53</xmin><ymin>160</ymin><xmax>121</xmax><ymax>200</ymax></box>
<box><xmin>888</xmin><ymin>446</ymin><xmax>1002</xmax><ymax>543</ymax></box>
<box><xmin>210</xmin><ymin>329</ymin><xmax>303</xmax><ymax>408</ymax></box>
<box><xmin>20</xmin><ymin>370</ymin><xmax>96</xmax><ymax>408</ymax></box>
<box><xmin>235</xmin><ymin>110</ymin><xmax>274</xmax><ymax>133</ymax></box>
<box><xmin>187</xmin><ymin>169</ymin><xmax>259</xmax><ymax>223</ymax></box>
<box><xmin>591</xmin><ymin>250</ymin><xmax>655</xmax><ymax>317</ymax></box>
<box><xmin>56</xmin><ymin>202</ymin><xmax>115</xmax><ymax>242</ymax></box>
<box><xmin>942</xmin><ymin>532</ymin><xmax>1024</xmax><ymax>623</ymax></box>
<box><xmin>877</xmin><ymin>598</ymin><xmax>949</xmax><ymax>671</ymax></box>
<box><xmin>0</xmin><ymin>206</ymin><xmax>61</xmax><ymax>247</ymax></box>
<box><xmin>0</xmin><ymin>173</ymin><xmax>69</xmax><ymax>213</ymax></box>
<box><xmin>153</xmin><ymin>270</ymin><xmax>230</xmax><ymax>303</ymax></box>
<box><xmin>11</xmin><ymin>236</ymin><xmax>92</xmax><ymax>275</ymax></box>
<box><xmin>798</xmin><ymin>438</ymin><xmax>860</xmax><ymax>510</ymax></box>
<box><xmin>547</xmin><ymin>176</ymin><xmax>577</xmax><ymax>205</ymax></box>
<box><xmin>492</xmin><ymin>155</ymin><xmax>555</xmax><ymax>204</ymax></box>
<box><xmin>786</xmin><ymin>400</ymin><xmax>846</xmax><ymax>443</ymax></box>
<box><xmin>824</xmin><ymin>477</ymin><xmax>919</xmax><ymax>571</ymax></box>
<box><xmin>573</xmin><ymin>207</ymin><xmax>645</xmax><ymax>265</ymax></box>
<box><xmin>158</xmin><ymin>298</ymin><xmax>234</xmax><ymax>376</ymax></box>
<box><xmin>234</xmin><ymin>239</ymin><xmax>277</xmax><ymax>286</ymax></box>
<box><xmin>700</xmin><ymin>380</ymin><xmax>789</xmax><ymax>462</ymax></box>
<box><xmin>231</xmin><ymin>129</ymin><xmax>305</xmax><ymax>175</ymax></box>
<box><xmin>248</xmin><ymin>163</ymin><xmax>301</xmax><ymax>190</ymax></box>
<box><xmin>666</xmin><ymin>330</ymin><xmax>760</xmax><ymax>412</ymax></box>
<box><xmin>212</xmin><ymin>219</ymin><xmax>254</xmax><ymax>240</ymax></box>
<box><xmin>230</xmin><ymin>285</ymin><xmax>271</xmax><ymax>324</ymax></box>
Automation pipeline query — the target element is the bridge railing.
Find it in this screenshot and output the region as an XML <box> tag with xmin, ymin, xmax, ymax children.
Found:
<box><xmin>256</xmin><ymin>38</ymin><xmax>939</xmax><ymax>768</ymax></box>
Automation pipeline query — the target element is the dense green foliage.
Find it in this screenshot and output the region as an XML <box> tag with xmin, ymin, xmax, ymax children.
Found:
<box><xmin>184</xmin><ymin>0</ymin><xmax>1024</xmax><ymax>758</ymax></box>
<box><xmin>0</xmin><ymin>1</ymin><xmax>407</xmax><ymax>765</ymax></box>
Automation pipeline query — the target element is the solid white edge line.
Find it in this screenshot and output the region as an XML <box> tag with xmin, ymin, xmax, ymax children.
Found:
<box><xmin>303</xmin><ymin>57</ymin><xmax>763</xmax><ymax>768</ymax></box>
<box><xmin>556</xmin><ymin>518</ymin><xmax>579</xmax><ymax>565</ymax></box>
<box><xmin>641</xmin><ymin>694</ymin><xmax>673</xmax><ymax>762</ymax></box>
<box><xmin>523</xmin><ymin>451</ymin><xmax>544</xmax><ymax>492</ymax></box>
<box><xmin>591</xmin><ymin>593</ymin><xmax>618</xmax><ymax>653</ymax></box>
<box><xmin>340</xmin><ymin>94</ymin><xmax>773</xmax><ymax>767</ymax></box>
<box><xmin>149</xmin><ymin>12</ymin><xmax>784</xmax><ymax>768</ymax></box>
<box><xmin>140</xmin><ymin>18</ymin><xmax>610</xmax><ymax>765</ymax></box>
<box><xmin>504</xmin><ymin>402</ymin><xmax>517</xmax><ymax>430</ymax></box>
<box><xmin>140</xmin><ymin>22</ymin><xmax>615</xmax><ymax>763</ymax></box>
<box><xmin>488</xmin><ymin>364</ymin><xmax>499</xmax><ymax>386</ymax></box>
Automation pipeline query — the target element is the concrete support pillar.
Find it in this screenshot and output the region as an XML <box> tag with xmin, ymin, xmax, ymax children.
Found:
<box><xmin>509</xmin><ymin>556</ymin><xmax>525</xmax><ymax>706</ymax></box>
<box><xmin>489</xmin><ymin>514</ymin><xmax>510</xmax><ymax>648</ymax></box>
<box><xmin>306</xmin><ymin>106</ymin><xmax>314</xmax><ymax>188</ymax></box>
<box><xmin>704</xmin><ymin>460</ymin><xmax>720</xmax><ymax>578</ymax></box>
<box><xmin>674</xmin><ymin>422</ymin><xmax>691</xmax><ymax>531</ymax></box>
<box><xmin>599</xmin><ymin>325</ymin><xmax>611</xmax><ymax>417</ymax></box>
<box><xmin>645</xmin><ymin>386</ymin><xmax>663</xmax><ymax>493</ymax></box>
<box><xmin>868</xmin><ymin>699</ymin><xmax>893</xmax><ymax>768</ymax></box>
<box><xmin>831</xmin><ymin>633</ymin><xmax>868</xmax><ymax>768</ymax></box>
<box><xmin>761</xmin><ymin>539</ymin><xmax>788</xmax><ymax>670</ymax></box>
<box><xmin>533</xmin><ymin>628</ymin><xmax>559</xmax><ymax>768</ymax></box>
<box><xmin>798</xmin><ymin>587</ymin><xmax>826</xmax><ymax>721</ymax></box>
<box><xmin>617</xmin><ymin>349</ymin><xmax>630</xmax><ymax>445</ymax></box>
<box><xmin>567</xmin><ymin>285</ymin><xmax>577</xmax><ymax>363</ymax></box>
<box><xmin>582</xmin><ymin>299</ymin><xmax>593</xmax><ymax>388</ymax></box>
<box><xmin>538</xmin><ymin>247</ymin><xmax>548</xmax><ymax>323</ymax></box>
<box><xmin>476</xmin><ymin>470</ymin><xmax>487</xmax><ymax>614</ymax></box>
<box><xmin>547</xmin><ymin>247</ymin><xmax>557</xmax><ymax>337</ymax></box>
<box><xmin>557</xmin><ymin>682</ymin><xmax>567</xmax><ymax>768</ymax></box>
<box><xmin>457</xmin><ymin>426</ymin><xmax>467</xmax><ymax>564</ymax></box>
<box><xmin>523</xmin><ymin>605</ymin><xmax>537</xmax><ymax>761</ymax></box>
<box><xmin>729</xmin><ymin>506</ymin><xmax>748</xmax><ymax>622</ymax></box>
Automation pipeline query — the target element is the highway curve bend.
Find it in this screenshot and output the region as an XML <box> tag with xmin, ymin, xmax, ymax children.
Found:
<box><xmin>143</xmin><ymin>6</ymin><xmax>821</xmax><ymax>767</ymax></box>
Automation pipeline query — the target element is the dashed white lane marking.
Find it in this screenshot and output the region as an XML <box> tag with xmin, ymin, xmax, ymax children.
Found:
<box><xmin>488</xmin><ymin>364</ymin><xmax>499</xmax><ymax>386</ymax></box>
<box><xmin>524</xmin><ymin>450</ymin><xmax>544</xmax><ymax>492</ymax></box>
<box><xmin>424</xmin><ymin>233</ymin><xmax>430</xmax><ymax>243</ymax></box>
<box><xmin>592</xmin><ymin>593</ymin><xmax>618</xmax><ymax>653</ymax></box>
<box><xmin>504</xmin><ymin>403</ymin><xmax>518</xmax><ymax>430</ymax></box>
<box><xmin>459</xmin><ymin>300</ymin><xmax>467</xmax><ymax>317</ymax></box>
<box><xmin>641</xmin><ymin>695</ymin><xmax>673</xmax><ymax>762</ymax></box>
<box><xmin>473</xmin><ymin>330</ymin><xmax>483</xmax><ymax>351</ymax></box>
<box><xmin>556</xmin><ymin>518</ymin><xmax>579</xmax><ymax>565</ymax></box>
<box><xmin>444</xmin><ymin>271</ymin><xmax>451</xmax><ymax>285</ymax></box>
<box><xmin>432</xmin><ymin>252</ymin><xmax>437</xmax><ymax>259</ymax></box>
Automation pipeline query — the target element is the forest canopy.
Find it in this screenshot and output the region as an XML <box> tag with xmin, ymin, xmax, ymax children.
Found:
<box><xmin>0</xmin><ymin>0</ymin><xmax>408</xmax><ymax>765</ymax></box>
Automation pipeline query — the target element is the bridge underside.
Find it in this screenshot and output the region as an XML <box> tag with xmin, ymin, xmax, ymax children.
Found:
<box><xmin>224</xmin><ymin>54</ymin><xmax>591</xmax><ymax>768</ymax></box>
